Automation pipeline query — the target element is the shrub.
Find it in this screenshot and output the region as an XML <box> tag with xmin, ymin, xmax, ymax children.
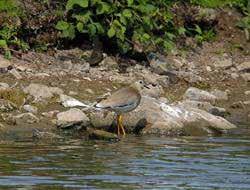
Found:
<box><xmin>56</xmin><ymin>0</ymin><xmax>177</xmax><ymax>54</ymax></box>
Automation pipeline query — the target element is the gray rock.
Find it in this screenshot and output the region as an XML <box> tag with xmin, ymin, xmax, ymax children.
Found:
<box><xmin>231</xmin><ymin>73</ymin><xmax>239</xmax><ymax>79</ymax></box>
<box><xmin>14</xmin><ymin>113</ymin><xmax>39</xmax><ymax>124</ymax></box>
<box><xmin>237</xmin><ymin>61</ymin><xmax>250</xmax><ymax>72</ymax></box>
<box><xmin>56</xmin><ymin>108</ymin><xmax>90</xmax><ymax>129</ymax></box>
<box><xmin>23</xmin><ymin>105</ymin><xmax>38</xmax><ymax>114</ymax></box>
<box><xmin>178</xmin><ymin>100</ymin><xmax>226</xmax><ymax>117</ymax></box>
<box><xmin>87</xmin><ymin>128</ymin><xmax>119</xmax><ymax>141</ymax></box>
<box><xmin>9</xmin><ymin>68</ymin><xmax>23</xmax><ymax>79</ymax></box>
<box><xmin>23</xmin><ymin>83</ymin><xmax>64</xmax><ymax>102</ymax></box>
<box><xmin>100</xmin><ymin>56</ymin><xmax>119</xmax><ymax>69</ymax></box>
<box><xmin>210</xmin><ymin>89</ymin><xmax>228</xmax><ymax>101</ymax></box>
<box><xmin>244</xmin><ymin>91</ymin><xmax>250</xmax><ymax>95</ymax></box>
<box><xmin>60</xmin><ymin>94</ymin><xmax>90</xmax><ymax>108</ymax></box>
<box><xmin>0</xmin><ymin>55</ymin><xmax>12</xmax><ymax>73</ymax></box>
<box><xmin>241</xmin><ymin>73</ymin><xmax>250</xmax><ymax>82</ymax></box>
<box><xmin>42</xmin><ymin>110</ymin><xmax>60</xmax><ymax>118</ymax></box>
<box><xmin>213</xmin><ymin>58</ymin><xmax>233</xmax><ymax>69</ymax></box>
<box><xmin>90</xmin><ymin>96</ymin><xmax>236</xmax><ymax>136</ymax></box>
<box><xmin>0</xmin><ymin>83</ymin><xmax>10</xmax><ymax>90</ymax></box>
<box><xmin>0</xmin><ymin>99</ymin><xmax>17</xmax><ymax>112</ymax></box>
<box><xmin>32</xmin><ymin>129</ymin><xmax>63</xmax><ymax>140</ymax></box>
<box><xmin>177</xmin><ymin>71</ymin><xmax>204</xmax><ymax>84</ymax></box>
<box><xmin>147</xmin><ymin>53</ymin><xmax>177</xmax><ymax>75</ymax></box>
<box><xmin>89</xmin><ymin>111</ymin><xmax>115</xmax><ymax>129</ymax></box>
<box><xmin>183</xmin><ymin>87</ymin><xmax>217</xmax><ymax>104</ymax></box>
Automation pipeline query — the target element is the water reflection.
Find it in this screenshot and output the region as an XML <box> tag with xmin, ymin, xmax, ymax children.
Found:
<box><xmin>0</xmin><ymin>133</ymin><xmax>250</xmax><ymax>189</ymax></box>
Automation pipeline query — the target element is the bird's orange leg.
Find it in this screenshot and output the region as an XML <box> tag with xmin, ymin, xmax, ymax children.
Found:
<box><xmin>118</xmin><ymin>115</ymin><xmax>126</xmax><ymax>136</ymax></box>
<box><xmin>117</xmin><ymin>115</ymin><xmax>120</xmax><ymax>135</ymax></box>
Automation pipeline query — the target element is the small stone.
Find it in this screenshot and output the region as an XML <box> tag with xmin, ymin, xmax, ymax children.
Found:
<box><xmin>9</xmin><ymin>68</ymin><xmax>22</xmax><ymax>79</ymax></box>
<box><xmin>56</xmin><ymin>108</ymin><xmax>90</xmax><ymax>129</ymax></box>
<box><xmin>213</xmin><ymin>58</ymin><xmax>233</xmax><ymax>69</ymax></box>
<box><xmin>0</xmin><ymin>83</ymin><xmax>9</xmax><ymax>90</ymax></box>
<box><xmin>14</xmin><ymin>113</ymin><xmax>39</xmax><ymax>124</ymax></box>
<box><xmin>237</xmin><ymin>61</ymin><xmax>250</xmax><ymax>72</ymax></box>
<box><xmin>69</xmin><ymin>91</ymin><xmax>78</xmax><ymax>96</ymax></box>
<box><xmin>23</xmin><ymin>105</ymin><xmax>38</xmax><ymax>114</ymax></box>
<box><xmin>100</xmin><ymin>56</ymin><xmax>119</xmax><ymax>69</ymax></box>
<box><xmin>183</xmin><ymin>87</ymin><xmax>217</xmax><ymax>104</ymax></box>
<box><xmin>244</xmin><ymin>91</ymin><xmax>250</xmax><ymax>95</ymax></box>
<box><xmin>243</xmin><ymin>101</ymin><xmax>250</xmax><ymax>105</ymax></box>
<box><xmin>206</xmin><ymin>66</ymin><xmax>212</xmax><ymax>72</ymax></box>
<box><xmin>210</xmin><ymin>89</ymin><xmax>228</xmax><ymax>101</ymax></box>
<box><xmin>231</xmin><ymin>73</ymin><xmax>239</xmax><ymax>79</ymax></box>
<box><xmin>0</xmin><ymin>55</ymin><xmax>12</xmax><ymax>73</ymax></box>
<box><xmin>87</xmin><ymin>128</ymin><xmax>119</xmax><ymax>141</ymax></box>
<box><xmin>85</xmin><ymin>88</ymin><xmax>94</xmax><ymax>94</ymax></box>
<box><xmin>230</xmin><ymin>101</ymin><xmax>244</xmax><ymax>109</ymax></box>
<box><xmin>0</xmin><ymin>99</ymin><xmax>17</xmax><ymax>112</ymax></box>
<box><xmin>32</xmin><ymin>129</ymin><xmax>63</xmax><ymax>140</ymax></box>
<box><xmin>60</xmin><ymin>94</ymin><xmax>90</xmax><ymax>108</ymax></box>
<box><xmin>241</xmin><ymin>73</ymin><xmax>250</xmax><ymax>82</ymax></box>
<box><xmin>42</xmin><ymin>110</ymin><xmax>60</xmax><ymax>118</ymax></box>
<box><xmin>23</xmin><ymin>83</ymin><xmax>63</xmax><ymax>102</ymax></box>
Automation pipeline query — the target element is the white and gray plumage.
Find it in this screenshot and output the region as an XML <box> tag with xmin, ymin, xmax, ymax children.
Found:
<box><xmin>95</xmin><ymin>80</ymin><xmax>147</xmax><ymax>136</ymax></box>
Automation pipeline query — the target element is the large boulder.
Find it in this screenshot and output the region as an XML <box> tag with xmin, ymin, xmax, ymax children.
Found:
<box><xmin>90</xmin><ymin>96</ymin><xmax>236</xmax><ymax>136</ymax></box>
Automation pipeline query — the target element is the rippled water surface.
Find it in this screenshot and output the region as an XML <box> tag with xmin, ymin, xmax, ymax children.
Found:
<box><xmin>0</xmin><ymin>131</ymin><xmax>250</xmax><ymax>190</ymax></box>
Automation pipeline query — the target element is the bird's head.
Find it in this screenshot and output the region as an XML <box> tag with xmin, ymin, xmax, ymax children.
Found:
<box><xmin>131</xmin><ymin>80</ymin><xmax>149</xmax><ymax>91</ymax></box>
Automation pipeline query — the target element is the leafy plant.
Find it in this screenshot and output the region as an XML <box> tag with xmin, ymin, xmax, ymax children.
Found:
<box><xmin>193</xmin><ymin>25</ymin><xmax>215</xmax><ymax>44</ymax></box>
<box><xmin>55</xmin><ymin>0</ymin><xmax>177</xmax><ymax>53</ymax></box>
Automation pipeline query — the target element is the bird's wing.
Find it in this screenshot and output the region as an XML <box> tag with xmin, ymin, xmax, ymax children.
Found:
<box><xmin>96</xmin><ymin>87</ymin><xmax>140</xmax><ymax>109</ymax></box>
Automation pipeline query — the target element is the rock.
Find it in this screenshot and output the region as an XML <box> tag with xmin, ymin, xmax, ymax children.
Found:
<box><xmin>243</xmin><ymin>101</ymin><xmax>250</xmax><ymax>105</ymax></box>
<box><xmin>90</xmin><ymin>96</ymin><xmax>236</xmax><ymax>136</ymax></box>
<box><xmin>237</xmin><ymin>61</ymin><xmax>250</xmax><ymax>72</ymax></box>
<box><xmin>100</xmin><ymin>56</ymin><xmax>119</xmax><ymax>69</ymax></box>
<box><xmin>23</xmin><ymin>83</ymin><xmax>63</xmax><ymax>102</ymax></box>
<box><xmin>141</xmin><ymin>84</ymin><xmax>164</xmax><ymax>98</ymax></box>
<box><xmin>183</xmin><ymin>87</ymin><xmax>217</xmax><ymax>104</ymax></box>
<box><xmin>213</xmin><ymin>57</ymin><xmax>233</xmax><ymax>69</ymax></box>
<box><xmin>198</xmin><ymin>8</ymin><xmax>217</xmax><ymax>21</ymax></box>
<box><xmin>241</xmin><ymin>73</ymin><xmax>250</xmax><ymax>82</ymax></box>
<box><xmin>87</xmin><ymin>128</ymin><xmax>119</xmax><ymax>141</ymax></box>
<box><xmin>142</xmin><ymin>121</ymin><xmax>184</xmax><ymax>136</ymax></box>
<box><xmin>60</xmin><ymin>94</ymin><xmax>90</xmax><ymax>108</ymax></box>
<box><xmin>23</xmin><ymin>105</ymin><xmax>38</xmax><ymax>114</ymax></box>
<box><xmin>147</xmin><ymin>53</ymin><xmax>177</xmax><ymax>75</ymax></box>
<box><xmin>89</xmin><ymin>111</ymin><xmax>115</xmax><ymax>129</ymax></box>
<box><xmin>69</xmin><ymin>91</ymin><xmax>78</xmax><ymax>96</ymax></box>
<box><xmin>0</xmin><ymin>99</ymin><xmax>17</xmax><ymax>112</ymax></box>
<box><xmin>245</xmin><ymin>91</ymin><xmax>250</xmax><ymax>95</ymax></box>
<box><xmin>230</xmin><ymin>101</ymin><xmax>244</xmax><ymax>109</ymax></box>
<box><xmin>231</xmin><ymin>73</ymin><xmax>239</xmax><ymax>79</ymax></box>
<box><xmin>178</xmin><ymin>100</ymin><xmax>226</xmax><ymax>117</ymax></box>
<box><xmin>71</xmin><ymin>63</ymin><xmax>90</xmax><ymax>74</ymax></box>
<box><xmin>49</xmin><ymin>87</ymin><xmax>64</xmax><ymax>95</ymax></box>
<box><xmin>14</xmin><ymin>113</ymin><xmax>39</xmax><ymax>124</ymax></box>
<box><xmin>9</xmin><ymin>68</ymin><xmax>23</xmax><ymax>79</ymax></box>
<box><xmin>210</xmin><ymin>89</ymin><xmax>228</xmax><ymax>101</ymax></box>
<box><xmin>0</xmin><ymin>113</ymin><xmax>16</xmax><ymax>125</ymax></box>
<box><xmin>56</xmin><ymin>108</ymin><xmax>90</xmax><ymax>129</ymax></box>
<box><xmin>0</xmin><ymin>56</ymin><xmax>12</xmax><ymax>73</ymax></box>
<box><xmin>177</xmin><ymin>71</ymin><xmax>204</xmax><ymax>84</ymax></box>
<box><xmin>32</xmin><ymin>129</ymin><xmax>63</xmax><ymax>140</ymax></box>
<box><xmin>42</xmin><ymin>110</ymin><xmax>60</xmax><ymax>118</ymax></box>
<box><xmin>0</xmin><ymin>83</ymin><xmax>10</xmax><ymax>90</ymax></box>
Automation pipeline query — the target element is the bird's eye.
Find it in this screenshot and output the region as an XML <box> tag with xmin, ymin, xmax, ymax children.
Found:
<box><xmin>139</xmin><ymin>81</ymin><xmax>143</xmax><ymax>84</ymax></box>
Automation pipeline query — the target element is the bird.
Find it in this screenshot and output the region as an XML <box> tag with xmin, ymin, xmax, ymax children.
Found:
<box><xmin>95</xmin><ymin>80</ymin><xmax>148</xmax><ymax>136</ymax></box>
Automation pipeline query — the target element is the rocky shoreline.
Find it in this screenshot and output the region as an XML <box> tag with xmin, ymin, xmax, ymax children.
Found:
<box><xmin>0</xmin><ymin>47</ymin><xmax>249</xmax><ymax>141</ymax></box>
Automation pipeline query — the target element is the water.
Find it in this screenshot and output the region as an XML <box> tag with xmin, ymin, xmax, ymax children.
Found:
<box><xmin>0</xmin><ymin>132</ymin><xmax>250</xmax><ymax>190</ymax></box>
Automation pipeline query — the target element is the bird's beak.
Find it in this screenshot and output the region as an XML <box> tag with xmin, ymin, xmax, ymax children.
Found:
<box><xmin>143</xmin><ymin>84</ymin><xmax>150</xmax><ymax>89</ymax></box>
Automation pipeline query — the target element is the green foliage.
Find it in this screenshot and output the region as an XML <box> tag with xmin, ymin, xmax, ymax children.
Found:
<box><xmin>56</xmin><ymin>0</ymin><xmax>176</xmax><ymax>53</ymax></box>
<box><xmin>193</xmin><ymin>25</ymin><xmax>216</xmax><ymax>44</ymax></box>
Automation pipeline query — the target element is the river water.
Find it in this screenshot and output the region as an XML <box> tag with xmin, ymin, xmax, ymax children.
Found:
<box><xmin>0</xmin><ymin>130</ymin><xmax>250</xmax><ymax>190</ymax></box>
